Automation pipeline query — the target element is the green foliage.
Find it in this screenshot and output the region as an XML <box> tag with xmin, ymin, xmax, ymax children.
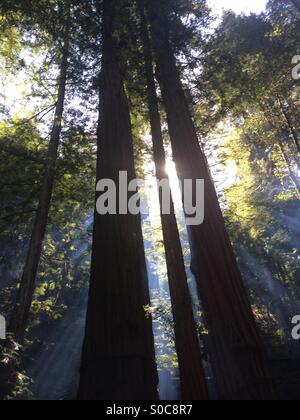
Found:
<box><xmin>198</xmin><ymin>1</ymin><xmax>300</xmax><ymax>361</ymax></box>
<box><xmin>0</xmin><ymin>0</ymin><xmax>299</xmax><ymax>400</ymax></box>
<box><xmin>0</xmin><ymin>3</ymin><xmax>97</xmax><ymax>400</ymax></box>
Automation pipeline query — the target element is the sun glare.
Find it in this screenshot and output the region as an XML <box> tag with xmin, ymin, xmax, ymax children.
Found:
<box><xmin>207</xmin><ymin>0</ymin><xmax>268</xmax><ymax>16</ymax></box>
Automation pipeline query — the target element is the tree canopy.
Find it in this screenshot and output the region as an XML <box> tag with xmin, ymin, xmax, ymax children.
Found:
<box><xmin>0</xmin><ymin>0</ymin><xmax>299</xmax><ymax>401</ymax></box>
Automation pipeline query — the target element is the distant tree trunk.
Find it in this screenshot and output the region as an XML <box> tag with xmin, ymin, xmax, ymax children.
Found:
<box><xmin>78</xmin><ymin>0</ymin><xmax>158</xmax><ymax>400</ymax></box>
<box><xmin>257</xmin><ymin>247</ymin><xmax>294</xmax><ymax>339</ymax></box>
<box><xmin>278</xmin><ymin>140</ymin><xmax>300</xmax><ymax>197</ymax></box>
<box><xmin>9</xmin><ymin>12</ymin><xmax>70</xmax><ymax>345</ymax></box>
<box><xmin>277</xmin><ymin>98</ymin><xmax>300</xmax><ymax>153</ymax></box>
<box><xmin>138</xmin><ymin>0</ymin><xmax>208</xmax><ymax>400</ymax></box>
<box><xmin>147</xmin><ymin>0</ymin><xmax>272</xmax><ymax>400</ymax></box>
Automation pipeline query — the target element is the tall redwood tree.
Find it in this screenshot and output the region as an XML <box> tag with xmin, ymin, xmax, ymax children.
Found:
<box><xmin>78</xmin><ymin>0</ymin><xmax>158</xmax><ymax>400</ymax></box>
<box><xmin>147</xmin><ymin>0</ymin><xmax>272</xmax><ymax>400</ymax></box>
<box><xmin>138</xmin><ymin>0</ymin><xmax>208</xmax><ymax>400</ymax></box>
<box><xmin>9</xmin><ymin>2</ymin><xmax>71</xmax><ymax>344</ymax></box>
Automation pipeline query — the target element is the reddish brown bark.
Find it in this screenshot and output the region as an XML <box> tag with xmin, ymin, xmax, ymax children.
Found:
<box><xmin>138</xmin><ymin>0</ymin><xmax>208</xmax><ymax>400</ymax></box>
<box><xmin>147</xmin><ymin>0</ymin><xmax>272</xmax><ymax>400</ymax></box>
<box><xmin>78</xmin><ymin>0</ymin><xmax>158</xmax><ymax>400</ymax></box>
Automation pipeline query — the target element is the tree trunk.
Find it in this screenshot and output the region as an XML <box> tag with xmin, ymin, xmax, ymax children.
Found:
<box><xmin>78</xmin><ymin>0</ymin><xmax>158</xmax><ymax>400</ymax></box>
<box><xmin>278</xmin><ymin>98</ymin><xmax>300</xmax><ymax>153</ymax></box>
<box><xmin>9</xmin><ymin>12</ymin><xmax>70</xmax><ymax>345</ymax></box>
<box><xmin>147</xmin><ymin>0</ymin><xmax>272</xmax><ymax>400</ymax></box>
<box><xmin>278</xmin><ymin>140</ymin><xmax>300</xmax><ymax>197</ymax></box>
<box><xmin>138</xmin><ymin>0</ymin><xmax>208</xmax><ymax>400</ymax></box>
